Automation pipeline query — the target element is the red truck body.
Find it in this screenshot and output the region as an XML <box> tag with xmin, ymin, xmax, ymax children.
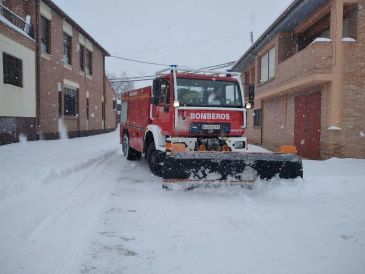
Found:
<box><xmin>119</xmin><ymin>67</ymin><xmax>303</xmax><ymax>185</ymax></box>
<box><xmin>120</xmin><ymin>87</ymin><xmax>152</xmax><ymax>152</ymax></box>
<box><xmin>120</xmin><ymin>73</ymin><xmax>246</xmax><ymax>151</ymax></box>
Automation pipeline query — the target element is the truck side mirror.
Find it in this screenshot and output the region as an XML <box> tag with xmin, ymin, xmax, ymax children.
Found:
<box><xmin>152</xmin><ymin>79</ymin><xmax>162</xmax><ymax>105</ymax></box>
<box><xmin>247</xmin><ymin>84</ymin><xmax>255</xmax><ymax>109</ymax></box>
<box><xmin>163</xmin><ymin>84</ymin><xmax>170</xmax><ymax>113</ymax></box>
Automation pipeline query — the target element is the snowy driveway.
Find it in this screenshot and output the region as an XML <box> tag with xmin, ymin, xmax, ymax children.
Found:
<box><xmin>0</xmin><ymin>130</ymin><xmax>364</xmax><ymax>274</ymax></box>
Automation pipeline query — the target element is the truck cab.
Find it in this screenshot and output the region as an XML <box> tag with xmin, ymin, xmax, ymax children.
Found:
<box><xmin>150</xmin><ymin>67</ymin><xmax>250</xmax><ymax>152</ymax></box>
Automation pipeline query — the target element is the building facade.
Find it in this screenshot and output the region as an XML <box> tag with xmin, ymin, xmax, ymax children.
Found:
<box><xmin>0</xmin><ymin>0</ymin><xmax>117</xmax><ymax>144</ymax></box>
<box><xmin>0</xmin><ymin>1</ymin><xmax>37</xmax><ymax>143</ymax></box>
<box><xmin>232</xmin><ymin>0</ymin><xmax>365</xmax><ymax>159</ymax></box>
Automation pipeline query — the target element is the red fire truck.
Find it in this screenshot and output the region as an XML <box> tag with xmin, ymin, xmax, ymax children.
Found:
<box><xmin>120</xmin><ymin>66</ymin><xmax>302</xmax><ymax>188</ymax></box>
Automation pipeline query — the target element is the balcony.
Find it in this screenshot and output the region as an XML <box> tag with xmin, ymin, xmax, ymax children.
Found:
<box><xmin>0</xmin><ymin>3</ymin><xmax>34</xmax><ymax>38</ymax></box>
<box><xmin>256</xmin><ymin>41</ymin><xmax>333</xmax><ymax>99</ymax></box>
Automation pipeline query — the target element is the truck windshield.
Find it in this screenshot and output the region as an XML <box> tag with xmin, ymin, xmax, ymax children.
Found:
<box><xmin>176</xmin><ymin>78</ymin><xmax>243</xmax><ymax>108</ymax></box>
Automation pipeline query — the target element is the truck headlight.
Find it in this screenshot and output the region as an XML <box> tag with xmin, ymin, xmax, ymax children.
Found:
<box><xmin>233</xmin><ymin>141</ymin><xmax>245</xmax><ymax>149</ymax></box>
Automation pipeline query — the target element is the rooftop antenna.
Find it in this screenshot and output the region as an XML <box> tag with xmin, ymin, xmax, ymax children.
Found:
<box><xmin>249</xmin><ymin>31</ymin><xmax>254</xmax><ymax>44</ymax></box>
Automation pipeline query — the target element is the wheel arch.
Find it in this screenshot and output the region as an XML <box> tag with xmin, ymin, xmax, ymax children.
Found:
<box><xmin>144</xmin><ymin>125</ymin><xmax>166</xmax><ymax>152</ymax></box>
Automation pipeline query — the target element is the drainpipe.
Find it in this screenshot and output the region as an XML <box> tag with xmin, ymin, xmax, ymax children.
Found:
<box><xmin>35</xmin><ymin>0</ymin><xmax>41</xmax><ymax>139</ymax></box>
<box><xmin>102</xmin><ymin>55</ymin><xmax>106</xmax><ymax>133</ymax></box>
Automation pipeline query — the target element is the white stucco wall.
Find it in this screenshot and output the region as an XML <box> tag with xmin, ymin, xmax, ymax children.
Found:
<box><xmin>0</xmin><ymin>33</ymin><xmax>36</xmax><ymax>117</ymax></box>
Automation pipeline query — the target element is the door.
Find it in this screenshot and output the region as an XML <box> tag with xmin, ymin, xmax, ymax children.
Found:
<box><xmin>294</xmin><ymin>91</ymin><xmax>321</xmax><ymax>159</ymax></box>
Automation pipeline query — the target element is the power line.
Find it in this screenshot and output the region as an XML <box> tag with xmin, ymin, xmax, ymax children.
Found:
<box><xmin>111</xmin><ymin>33</ymin><xmax>247</xmax><ymax>55</ymax></box>
<box><xmin>108</xmin><ymin>53</ymin><xmax>235</xmax><ymax>72</ymax></box>
<box><xmin>200</xmin><ymin>61</ymin><xmax>235</xmax><ymax>70</ymax></box>
<box><xmin>107</xmin><ymin>55</ymin><xmax>172</xmax><ymax>67</ymax></box>
<box><xmin>108</xmin><ymin>61</ymin><xmax>236</xmax><ymax>83</ymax></box>
<box><xmin>108</xmin><ymin>74</ymin><xmax>155</xmax><ymax>81</ymax></box>
<box><xmin>110</xmin><ymin>78</ymin><xmax>154</xmax><ymax>83</ymax></box>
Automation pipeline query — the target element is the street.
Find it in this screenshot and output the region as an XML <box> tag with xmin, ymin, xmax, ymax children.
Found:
<box><xmin>0</xmin><ymin>130</ymin><xmax>364</xmax><ymax>274</ymax></box>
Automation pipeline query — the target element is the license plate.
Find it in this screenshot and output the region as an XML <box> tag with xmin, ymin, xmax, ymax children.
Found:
<box><xmin>202</xmin><ymin>124</ymin><xmax>220</xmax><ymax>130</ymax></box>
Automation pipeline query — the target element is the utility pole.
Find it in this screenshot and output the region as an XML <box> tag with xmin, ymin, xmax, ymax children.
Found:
<box><xmin>249</xmin><ymin>31</ymin><xmax>254</xmax><ymax>44</ymax></box>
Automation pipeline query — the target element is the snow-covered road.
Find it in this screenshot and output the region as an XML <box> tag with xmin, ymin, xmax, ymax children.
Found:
<box><xmin>0</xmin><ymin>130</ymin><xmax>364</xmax><ymax>274</ymax></box>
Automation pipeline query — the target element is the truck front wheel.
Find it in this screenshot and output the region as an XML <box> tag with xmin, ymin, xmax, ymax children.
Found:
<box><xmin>147</xmin><ymin>141</ymin><xmax>165</xmax><ymax>177</ymax></box>
<box><xmin>122</xmin><ymin>132</ymin><xmax>142</xmax><ymax>161</ymax></box>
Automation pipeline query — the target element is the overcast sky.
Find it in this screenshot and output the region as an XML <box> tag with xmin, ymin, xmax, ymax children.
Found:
<box><xmin>53</xmin><ymin>0</ymin><xmax>292</xmax><ymax>84</ymax></box>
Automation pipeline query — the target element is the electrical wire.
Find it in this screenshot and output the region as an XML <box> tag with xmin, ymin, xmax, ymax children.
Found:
<box><xmin>110</xmin><ymin>78</ymin><xmax>155</xmax><ymax>83</ymax></box>
<box><xmin>107</xmin><ymin>61</ymin><xmax>236</xmax><ymax>83</ymax></box>
<box><xmin>111</xmin><ymin>33</ymin><xmax>247</xmax><ymax>55</ymax></box>
<box><xmin>108</xmin><ymin>55</ymin><xmax>172</xmax><ymax>67</ymax></box>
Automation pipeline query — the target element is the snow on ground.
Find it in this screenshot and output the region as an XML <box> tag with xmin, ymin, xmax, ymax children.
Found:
<box><xmin>0</xmin><ymin>130</ymin><xmax>364</xmax><ymax>274</ymax></box>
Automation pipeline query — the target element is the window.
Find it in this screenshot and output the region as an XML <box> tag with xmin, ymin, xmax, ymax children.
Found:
<box><xmin>176</xmin><ymin>78</ymin><xmax>242</xmax><ymax>108</ymax></box>
<box><xmin>253</xmin><ymin>109</ymin><xmax>262</xmax><ymax>127</ymax></box>
<box><xmin>121</xmin><ymin>101</ymin><xmax>128</xmax><ymax>123</ymax></box>
<box><xmin>157</xmin><ymin>80</ymin><xmax>170</xmax><ymax>106</ymax></box>
<box><xmin>86</xmin><ymin>97</ymin><xmax>89</xmax><ymax>119</ymax></box>
<box><xmin>63</xmin><ymin>87</ymin><xmax>79</xmax><ymax>116</ymax></box>
<box><xmin>79</xmin><ymin>44</ymin><xmax>85</xmax><ymax>71</ymax></box>
<box><xmin>85</xmin><ymin>49</ymin><xmax>92</xmax><ymax>75</ymax></box>
<box><xmin>343</xmin><ymin>5</ymin><xmax>357</xmax><ymax>39</ymax></box>
<box><xmin>3</xmin><ymin>53</ymin><xmax>23</xmax><ymax>87</ymax></box>
<box><xmin>260</xmin><ymin>47</ymin><xmax>275</xmax><ymax>83</ymax></box>
<box><xmin>58</xmin><ymin>91</ymin><xmax>63</xmax><ymax>117</ymax></box>
<box><xmin>63</xmin><ymin>33</ymin><xmax>72</xmax><ymax>65</ymax></box>
<box><xmin>40</xmin><ymin>16</ymin><xmax>50</xmax><ymax>54</ymax></box>
<box><xmin>297</xmin><ymin>14</ymin><xmax>330</xmax><ymax>51</ymax></box>
<box><xmin>102</xmin><ymin>101</ymin><xmax>105</xmax><ymax>121</ymax></box>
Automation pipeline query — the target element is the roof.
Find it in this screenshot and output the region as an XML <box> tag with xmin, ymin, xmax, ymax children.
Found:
<box><xmin>42</xmin><ymin>0</ymin><xmax>110</xmax><ymax>56</ymax></box>
<box><xmin>231</xmin><ymin>0</ymin><xmax>329</xmax><ymax>72</ymax></box>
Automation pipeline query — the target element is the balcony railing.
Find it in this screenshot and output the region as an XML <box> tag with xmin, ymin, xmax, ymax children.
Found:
<box><xmin>257</xmin><ymin>41</ymin><xmax>333</xmax><ymax>93</ymax></box>
<box><xmin>0</xmin><ymin>3</ymin><xmax>34</xmax><ymax>38</ymax></box>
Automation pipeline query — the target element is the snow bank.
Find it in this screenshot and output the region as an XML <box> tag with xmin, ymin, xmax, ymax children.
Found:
<box><xmin>0</xmin><ymin>129</ymin><xmax>119</xmax><ymax>201</ymax></box>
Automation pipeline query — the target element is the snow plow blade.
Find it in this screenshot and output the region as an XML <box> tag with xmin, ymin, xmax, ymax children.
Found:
<box><xmin>162</xmin><ymin>152</ymin><xmax>303</xmax><ymax>189</ymax></box>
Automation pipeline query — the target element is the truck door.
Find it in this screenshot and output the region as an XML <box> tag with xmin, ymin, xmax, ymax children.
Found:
<box><xmin>152</xmin><ymin>78</ymin><xmax>172</xmax><ymax>132</ymax></box>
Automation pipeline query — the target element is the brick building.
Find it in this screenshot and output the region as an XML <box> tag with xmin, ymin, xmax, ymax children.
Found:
<box><xmin>232</xmin><ymin>0</ymin><xmax>365</xmax><ymax>159</ymax></box>
<box><xmin>0</xmin><ymin>1</ymin><xmax>37</xmax><ymax>143</ymax></box>
<box><xmin>0</xmin><ymin>0</ymin><xmax>117</xmax><ymax>144</ymax></box>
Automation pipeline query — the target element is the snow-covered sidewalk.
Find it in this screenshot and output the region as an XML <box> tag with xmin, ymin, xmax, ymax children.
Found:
<box><xmin>0</xmin><ymin>130</ymin><xmax>364</xmax><ymax>274</ymax></box>
<box><xmin>0</xmin><ymin>132</ymin><xmax>118</xmax><ymax>200</ymax></box>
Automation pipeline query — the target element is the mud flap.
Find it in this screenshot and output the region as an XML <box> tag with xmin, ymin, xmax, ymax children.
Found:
<box><xmin>162</xmin><ymin>152</ymin><xmax>303</xmax><ymax>187</ymax></box>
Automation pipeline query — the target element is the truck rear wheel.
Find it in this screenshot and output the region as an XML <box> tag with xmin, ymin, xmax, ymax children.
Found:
<box><xmin>147</xmin><ymin>141</ymin><xmax>165</xmax><ymax>177</ymax></box>
<box><xmin>122</xmin><ymin>132</ymin><xmax>142</xmax><ymax>161</ymax></box>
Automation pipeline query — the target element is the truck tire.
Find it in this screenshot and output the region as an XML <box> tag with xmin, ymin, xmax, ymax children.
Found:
<box><xmin>122</xmin><ymin>132</ymin><xmax>142</xmax><ymax>161</ymax></box>
<box><xmin>147</xmin><ymin>141</ymin><xmax>165</xmax><ymax>177</ymax></box>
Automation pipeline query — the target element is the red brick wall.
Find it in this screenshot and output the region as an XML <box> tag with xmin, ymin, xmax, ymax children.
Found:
<box><xmin>0</xmin><ymin>21</ymin><xmax>34</xmax><ymax>51</ymax></box>
<box><xmin>261</xmin><ymin>94</ymin><xmax>296</xmax><ymax>152</ymax></box>
<box><xmin>246</xmin><ymin>102</ymin><xmax>262</xmax><ymax>145</ymax></box>
<box><xmin>105</xmin><ymin>78</ymin><xmax>117</xmax><ymax>130</ymax></box>
<box><xmin>321</xmin><ymin>1</ymin><xmax>365</xmax><ymax>158</ymax></box>
<box><xmin>36</xmin><ymin>3</ymin><xmax>109</xmax><ymax>137</ymax></box>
